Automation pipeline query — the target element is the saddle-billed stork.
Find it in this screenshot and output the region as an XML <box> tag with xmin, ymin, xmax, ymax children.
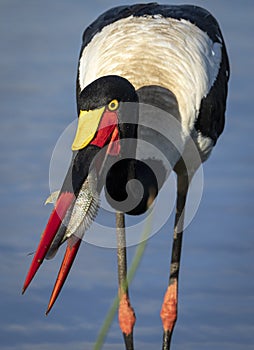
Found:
<box><xmin>22</xmin><ymin>3</ymin><xmax>229</xmax><ymax>349</ymax></box>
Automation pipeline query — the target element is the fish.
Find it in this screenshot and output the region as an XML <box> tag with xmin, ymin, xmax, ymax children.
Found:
<box><xmin>46</xmin><ymin>170</ymin><xmax>100</xmax><ymax>259</ymax></box>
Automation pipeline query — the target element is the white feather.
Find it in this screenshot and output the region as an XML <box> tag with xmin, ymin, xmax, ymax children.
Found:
<box><xmin>79</xmin><ymin>16</ymin><xmax>222</xmax><ymax>137</ymax></box>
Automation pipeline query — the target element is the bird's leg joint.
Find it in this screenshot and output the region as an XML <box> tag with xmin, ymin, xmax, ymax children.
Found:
<box><xmin>118</xmin><ymin>291</ymin><xmax>136</xmax><ymax>336</ymax></box>
<box><xmin>160</xmin><ymin>279</ymin><xmax>178</xmax><ymax>332</ymax></box>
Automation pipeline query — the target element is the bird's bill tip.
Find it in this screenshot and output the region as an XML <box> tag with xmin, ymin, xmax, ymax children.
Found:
<box><xmin>45</xmin><ymin>236</ymin><xmax>82</xmax><ymax>314</ymax></box>
<box><xmin>22</xmin><ymin>285</ymin><xmax>27</xmax><ymax>295</ymax></box>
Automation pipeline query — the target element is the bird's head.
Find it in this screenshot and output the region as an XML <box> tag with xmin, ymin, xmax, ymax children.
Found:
<box><xmin>57</xmin><ymin>75</ymin><xmax>145</xmax><ymax>227</ymax></box>
<box><xmin>68</xmin><ymin>74</ymin><xmax>139</xmax><ymax>191</ymax></box>
<box><xmin>74</xmin><ymin>75</ymin><xmax>139</xmax><ymax>159</ymax></box>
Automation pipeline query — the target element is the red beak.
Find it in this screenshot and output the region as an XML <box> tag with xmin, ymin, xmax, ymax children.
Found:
<box><xmin>22</xmin><ymin>191</ymin><xmax>75</xmax><ymax>294</ymax></box>
<box><xmin>22</xmin><ymin>106</ymin><xmax>121</xmax><ymax>313</ymax></box>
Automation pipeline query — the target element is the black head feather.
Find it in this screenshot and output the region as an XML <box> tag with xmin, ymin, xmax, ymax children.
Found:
<box><xmin>78</xmin><ymin>75</ymin><xmax>138</xmax><ymax>111</ymax></box>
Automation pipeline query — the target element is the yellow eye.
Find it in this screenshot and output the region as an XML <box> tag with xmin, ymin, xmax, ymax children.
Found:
<box><xmin>108</xmin><ymin>99</ymin><xmax>119</xmax><ymax>111</ymax></box>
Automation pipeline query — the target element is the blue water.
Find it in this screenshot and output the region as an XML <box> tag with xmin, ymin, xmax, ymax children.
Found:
<box><xmin>1</xmin><ymin>0</ymin><xmax>254</xmax><ymax>349</ymax></box>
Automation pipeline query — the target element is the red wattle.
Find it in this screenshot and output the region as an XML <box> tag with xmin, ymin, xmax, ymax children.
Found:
<box><xmin>91</xmin><ymin>110</ymin><xmax>120</xmax><ymax>155</ymax></box>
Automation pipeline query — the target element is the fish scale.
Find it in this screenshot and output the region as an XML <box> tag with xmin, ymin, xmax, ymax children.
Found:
<box><xmin>65</xmin><ymin>171</ymin><xmax>100</xmax><ymax>240</ymax></box>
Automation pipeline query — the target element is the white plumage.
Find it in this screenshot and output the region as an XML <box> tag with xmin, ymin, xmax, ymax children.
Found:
<box><xmin>79</xmin><ymin>16</ymin><xmax>222</xmax><ymax>140</ymax></box>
